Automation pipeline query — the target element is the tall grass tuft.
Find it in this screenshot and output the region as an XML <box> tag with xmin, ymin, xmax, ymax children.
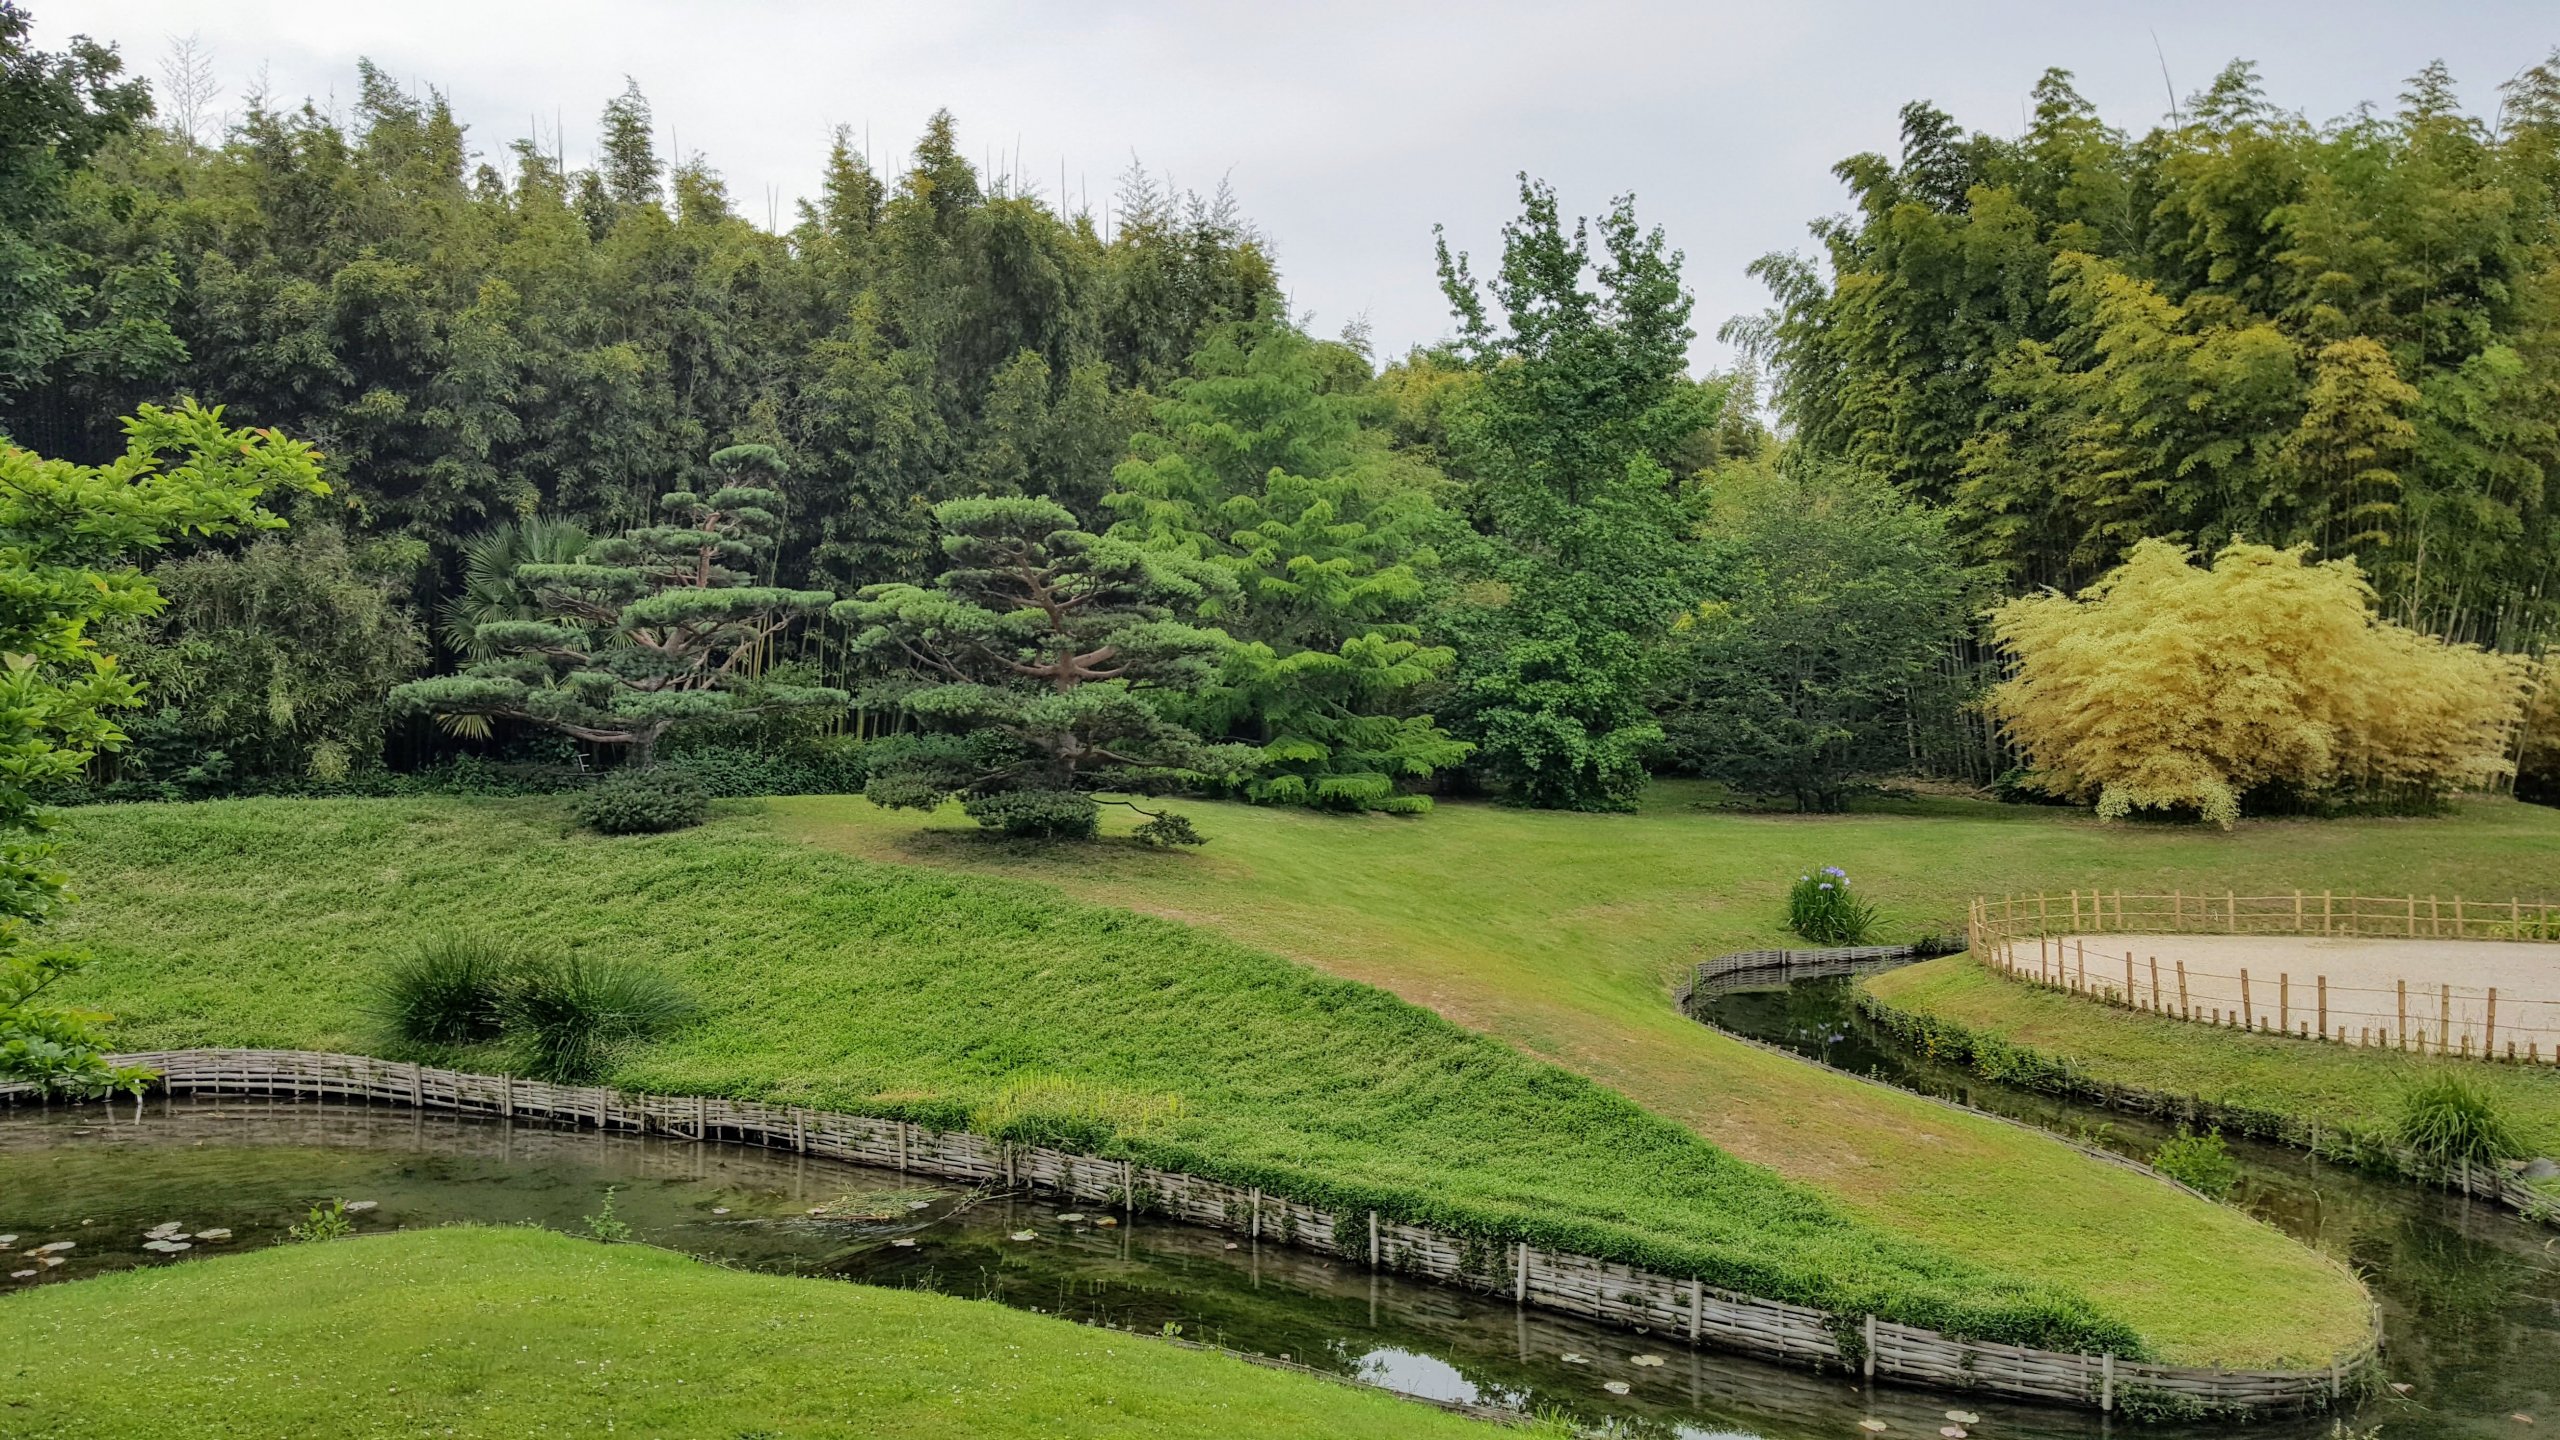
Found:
<box><xmin>2397</xmin><ymin>1074</ymin><xmax>2525</xmax><ymax>1167</ymax></box>
<box><xmin>1786</xmin><ymin>866</ymin><xmax>1878</xmax><ymax>945</ymax></box>
<box><xmin>365</xmin><ymin>932</ymin><xmax>513</xmax><ymax>1046</ymax></box>
<box><xmin>499</xmin><ymin>954</ymin><xmax>695</xmax><ymax>1083</ymax></box>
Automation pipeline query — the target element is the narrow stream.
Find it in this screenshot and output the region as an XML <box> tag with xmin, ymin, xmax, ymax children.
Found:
<box><xmin>1696</xmin><ymin>974</ymin><xmax>2560</xmax><ymax>1440</ymax></box>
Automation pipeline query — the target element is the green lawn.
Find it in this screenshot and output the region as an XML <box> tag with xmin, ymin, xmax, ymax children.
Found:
<box><xmin>55</xmin><ymin>796</ymin><xmax>2135</xmax><ymax>1357</ymax></box>
<box><xmin>772</xmin><ymin>785</ymin><xmax>2560</xmax><ymax>1364</ymax></box>
<box><xmin>1861</xmin><ymin>954</ymin><xmax>2560</xmax><ymax>1164</ymax></box>
<box><xmin>0</xmin><ymin>1226</ymin><xmax>1511</xmax><ymax>1438</ymax></box>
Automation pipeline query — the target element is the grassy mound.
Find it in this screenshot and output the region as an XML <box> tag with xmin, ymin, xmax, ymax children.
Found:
<box><xmin>0</xmin><ymin>1227</ymin><xmax>1506</xmax><ymax>1438</ymax></box>
<box><xmin>772</xmin><ymin>787</ymin><xmax>2498</xmax><ymax>1367</ymax></box>
<box><xmin>1861</xmin><ymin>956</ymin><xmax>2560</xmax><ymax>1168</ymax></box>
<box><xmin>58</xmin><ymin>797</ymin><xmax>2128</xmax><ymax>1355</ymax></box>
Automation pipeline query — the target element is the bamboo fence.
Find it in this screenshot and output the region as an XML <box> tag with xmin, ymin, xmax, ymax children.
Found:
<box><xmin>3</xmin><ymin>1048</ymin><xmax>2372</xmax><ymax>1416</ymax></box>
<box><xmin>1969</xmin><ymin>891</ymin><xmax>2560</xmax><ymax>1063</ymax></box>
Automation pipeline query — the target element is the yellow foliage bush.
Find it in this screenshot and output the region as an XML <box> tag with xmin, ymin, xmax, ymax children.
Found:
<box><xmin>1986</xmin><ymin>540</ymin><xmax>2530</xmax><ymax>826</ymax></box>
<box><xmin>2521</xmin><ymin>658</ymin><xmax>2559</xmax><ymax>797</ymax></box>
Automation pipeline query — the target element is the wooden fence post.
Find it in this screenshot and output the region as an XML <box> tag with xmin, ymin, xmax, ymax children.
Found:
<box><xmin>2148</xmin><ymin>954</ymin><xmax>2160</xmax><ymax>1011</ymax></box>
<box><xmin>2240</xmin><ymin>969</ymin><xmax>2253</xmax><ymax>1030</ymax></box>
<box><xmin>2279</xmin><ymin>974</ymin><xmax>2289</xmax><ymax>1033</ymax></box>
<box><xmin>2487</xmin><ymin>989</ymin><xmax>2499</xmax><ymax>1057</ymax></box>
<box><xmin>2294</xmin><ymin>890</ymin><xmax>2304</xmax><ymax>933</ymax></box>
<box><xmin>2102</xmin><ymin>1352</ymin><xmax>2116</xmax><ymax>1413</ymax></box>
<box><xmin>1864</xmin><ymin>1314</ymin><xmax>1877</xmax><ymax>1379</ymax></box>
<box><xmin>1514</xmin><ymin>1243</ymin><xmax>1529</xmax><ymax>1302</ymax></box>
<box><xmin>2440</xmin><ymin>983</ymin><xmax>2452</xmax><ymax>1052</ymax></box>
<box><xmin>2176</xmin><ymin>960</ymin><xmax>2189</xmax><ymax>1018</ymax></box>
<box><xmin>1689</xmin><ymin>1280</ymin><xmax>1703</xmax><ymax>1343</ymax></box>
<box><xmin>2398</xmin><ymin>980</ymin><xmax>2408</xmax><ymax>1048</ymax></box>
<box><xmin>2124</xmin><ymin>953</ymin><xmax>2135</xmax><ymax>1006</ymax></box>
<box><xmin>1369</xmin><ymin>1210</ymin><xmax>1380</xmax><ymax>1268</ymax></box>
<box><xmin>2317</xmin><ymin>976</ymin><xmax>2327</xmax><ymax>1037</ymax></box>
<box><xmin>2323</xmin><ymin>890</ymin><xmax>2334</xmax><ymax>935</ymax></box>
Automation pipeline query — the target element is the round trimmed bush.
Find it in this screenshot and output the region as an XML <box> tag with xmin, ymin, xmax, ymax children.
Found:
<box><xmin>573</xmin><ymin>768</ymin><xmax>710</xmax><ymax>834</ymax></box>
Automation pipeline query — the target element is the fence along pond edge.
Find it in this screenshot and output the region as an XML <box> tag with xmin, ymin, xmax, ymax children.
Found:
<box><xmin>4</xmin><ymin>1047</ymin><xmax>2372</xmax><ymax>1417</ymax></box>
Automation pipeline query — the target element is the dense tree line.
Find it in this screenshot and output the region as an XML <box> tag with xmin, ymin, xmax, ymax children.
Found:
<box><xmin>4</xmin><ymin>3</ymin><xmax>2549</xmax><ymax>824</ymax></box>
<box><xmin>1740</xmin><ymin>58</ymin><xmax>2560</xmax><ymax>651</ymax></box>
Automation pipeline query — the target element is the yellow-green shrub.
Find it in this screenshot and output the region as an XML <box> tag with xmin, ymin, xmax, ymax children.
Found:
<box><xmin>1986</xmin><ymin>540</ymin><xmax>2528</xmax><ymax>825</ymax></box>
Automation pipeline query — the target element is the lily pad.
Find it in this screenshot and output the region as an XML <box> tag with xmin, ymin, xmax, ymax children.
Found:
<box><xmin>1058</xmin><ymin>1213</ymin><xmax>1087</xmax><ymax>1223</ymax></box>
<box><xmin>1009</xmin><ymin>1230</ymin><xmax>1037</xmax><ymax>1241</ymax></box>
<box><xmin>195</xmin><ymin>1229</ymin><xmax>232</xmax><ymax>1241</ymax></box>
<box><xmin>1559</xmin><ymin>1352</ymin><xmax>1589</xmax><ymax>1365</ymax></box>
<box><xmin>8</xmin><ymin>1270</ymin><xmax>32</xmax><ymax>1279</ymax></box>
<box><xmin>1859</xmin><ymin>1421</ymin><xmax>1890</xmax><ymax>1433</ymax></box>
<box><xmin>1941</xmin><ymin>1428</ymin><xmax>1968</xmax><ymax>1437</ymax></box>
<box><xmin>1631</xmin><ymin>1354</ymin><xmax>1665</xmax><ymax>1367</ymax></box>
<box><xmin>1944</xmin><ymin>1414</ymin><xmax>1978</xmax><ymax>1425</ymax></box>
<box><xmin>342</xmin><ymin>1201</ymin><xmax>377</xmax><ymax>1213</ymax></box>
<box><xmin>1603</xmin><ymin>1381</ymin><xmax>1631</xmax><ymax>1395</ymax></box>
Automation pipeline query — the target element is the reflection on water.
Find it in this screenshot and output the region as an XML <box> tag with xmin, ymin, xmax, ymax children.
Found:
<box><xmin>1698</xmin><ymin>978</ymin><xmax>2560</xmax><ymax>1440</ymax></box>
<box><xmin>0</xmin><ymin>1093</ymin><xmax>2087</xmax><ymax>1440</ymax></box>
<box><xmin>10</xmin><ymin>989</ymin><xmax>2557</xmax><ymax>1440</ymax></box>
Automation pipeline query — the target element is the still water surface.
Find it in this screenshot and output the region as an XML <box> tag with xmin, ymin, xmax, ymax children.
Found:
<box><xmin>7</xmin><ymin>982</ymin><xmax>2554</xmax><ymax>1438</ymax></box>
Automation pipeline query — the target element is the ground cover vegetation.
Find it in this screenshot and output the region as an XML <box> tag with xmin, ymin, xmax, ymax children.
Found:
<box><xmin>0</xmin><ymin>1226</ymin><xmax>1519</xmax><ymax>1439</ymax></box>
<box><xmin>778</xmin><ymin>783</ymin><xmax>2560</xmax><ymax>1364</ymax></box>
<box><xmin>1858</xmin><ymin>955</ymin><xmax>2560</xmax><ymax>1169</ymax></box>
<box><xmin>51</xmin><ymin>794</ymin><xmax>2188</xmax><ymax>1355</ymax></box>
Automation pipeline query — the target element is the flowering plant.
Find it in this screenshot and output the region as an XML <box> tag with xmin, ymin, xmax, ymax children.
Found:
<box><xmin>1785</xmin><ymin>865</ymin><xmax>1877</xmax><ymax>945</ymax></box>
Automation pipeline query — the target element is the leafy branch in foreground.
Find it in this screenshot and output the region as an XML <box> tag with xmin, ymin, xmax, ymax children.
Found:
<box><xmin>393</xmin><ymin>446</ymin><xmax>844</xmax><ymax>766</ymax></box>
<box><xmin>0</xmin><ymin>400</ymin><xmax>325</xmax><ymax>1095</ymax></box>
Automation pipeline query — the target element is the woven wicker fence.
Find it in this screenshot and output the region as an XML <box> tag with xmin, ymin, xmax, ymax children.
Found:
<box><xmin>1969</xmin><ymin>891</ymin><xmax>2560</xmax><ymax>1064</ymax></box>
<box><xmin>2</xmin><ymin>1047</ymin><xmax>2373</xmax><ymax>1416</ymax></box>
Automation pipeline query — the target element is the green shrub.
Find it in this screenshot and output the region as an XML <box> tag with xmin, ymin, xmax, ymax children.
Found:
<box><xmin>365</xmin><ymin>933</ymin><xmax>512</xmax><ymax>1046</ymax></box>
<box><xmin>499</xmin><ymin>954</ymin><xmax>695</xmax><ymax>1082</ymax></box>
<box><xmin>2397</xmin><ymin>1075</ymin><xmax>2525</xmax><ymax>1167</ymax></box>
<box><xmin>1786</xmin><ymin>866</ymin><xmax>1878</xmax><ymax>944</ymax></box>
<box><xmin>573</xmin><ymin>769</ymin><xmax>710</xmax><ymax>835</ymax></box>
<box><xmin>2150</xmin><ymin>1128</ymin><xmax>2240</xmax><ymax>1199</ymax></box>
<box><xmin>960</xmin><ymin>788</ymin><xmax>1099</xmax><ymax>839</ymax></box>
<box><xmin>659</xmin><ymin>739</ymin><xmax>868</xmax><ymax>799</ymax></box>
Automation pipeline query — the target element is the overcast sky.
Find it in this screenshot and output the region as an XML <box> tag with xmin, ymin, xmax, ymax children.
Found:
<box><xmin>37</xmin><ymin>1</ymin><xmax>2560</xmax><ymax>371</ymax></box>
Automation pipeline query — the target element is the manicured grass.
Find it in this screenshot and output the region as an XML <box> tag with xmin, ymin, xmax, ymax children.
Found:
<box><xmin>0</xmin><ymin>1226</ymin><xmax>1509</xmax><ymax>1438</ymax></box>
<box><xmin>54</xmin><ymin>797</ymin><xmax>2130</xmax><ymax>1356</ymax></box>
<box><xmin>1860</xmin><ymin>955</ymin><xmax>2560</xmax><ymax>1164</ymax></box>
<box><xmin>774</xmin><ymin>787</ymin><xmax>2560</xmax><ymax>1365</ymax></box>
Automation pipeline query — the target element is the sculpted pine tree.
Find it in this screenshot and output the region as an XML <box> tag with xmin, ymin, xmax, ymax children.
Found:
<box><xmin>393</xmin><ymin>447</ymin><xmax>843</xmax><ymax>764</ymax></box>
<box><xmin>840</xmin><ymin>495</ymin><xmax>1251</xmax><ymax>842</ymax></box>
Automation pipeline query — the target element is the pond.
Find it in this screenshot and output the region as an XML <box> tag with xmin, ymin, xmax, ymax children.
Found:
<box><xmin>1695</xmin><ymin>973</ymin><xmax>2560</xmax><ymax>1440</ymax></box>
<box><xmin>8</xmin><ymin>980</ymin><xmax>2554</xmax><ymax>1440</ymax></box>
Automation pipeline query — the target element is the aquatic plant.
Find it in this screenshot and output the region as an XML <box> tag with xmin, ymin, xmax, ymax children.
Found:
<box><xmin>2150</xmin><ymin>1128</ymin><xmax>2241</xmax><ymax>1200</ymax></box>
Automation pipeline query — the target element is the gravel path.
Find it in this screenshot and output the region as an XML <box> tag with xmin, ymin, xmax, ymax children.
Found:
<box><xmin>2034</xmin><ymin>933</ymin><xmax>2560</xmax><ymax>1057</ymax></box>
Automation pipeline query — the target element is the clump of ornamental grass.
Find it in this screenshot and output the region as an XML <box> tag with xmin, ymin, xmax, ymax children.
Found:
<box><xmin>365</xmin><ymin>931</ymin><xmax>513</xmax><ymax>1046</ymax></box>
<box><xmin>2397</xmin><ymin>1074</ymin><xmax>2525</xmax><ymax>1168</ymax></box>
<box><xmin>1786</xmin><ymin>866</ymin><xmax>1877</xmax><ymax>945</ymax></box>
<box><xmin>498</xmin><ymin>953</ymin><xmax>696</xmax><ymax>1083</ymax></box>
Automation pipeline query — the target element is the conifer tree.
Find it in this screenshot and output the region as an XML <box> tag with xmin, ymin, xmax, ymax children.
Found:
<box><xmin>392</xmin><ymin>446</ymin><xmax>842</xmax><ymax>764</ymax></box>
<box><xmin>840</xmin><ymin>495</ymin><xmax>1249</xmax><ymax>842</ymax></box>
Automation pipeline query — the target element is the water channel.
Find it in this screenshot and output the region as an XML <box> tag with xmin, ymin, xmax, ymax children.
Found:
<box><xmin>7</xmin><ymin>970</ymin><xmax>2555</xmax><ymax>1439</ymax></box>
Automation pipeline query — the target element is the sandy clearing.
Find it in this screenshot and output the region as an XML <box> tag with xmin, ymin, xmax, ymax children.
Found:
<box><xmin>2032</xmin><ymin>933</ymin><xmax>2560</xmax><ymax>1056</ymax></box>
